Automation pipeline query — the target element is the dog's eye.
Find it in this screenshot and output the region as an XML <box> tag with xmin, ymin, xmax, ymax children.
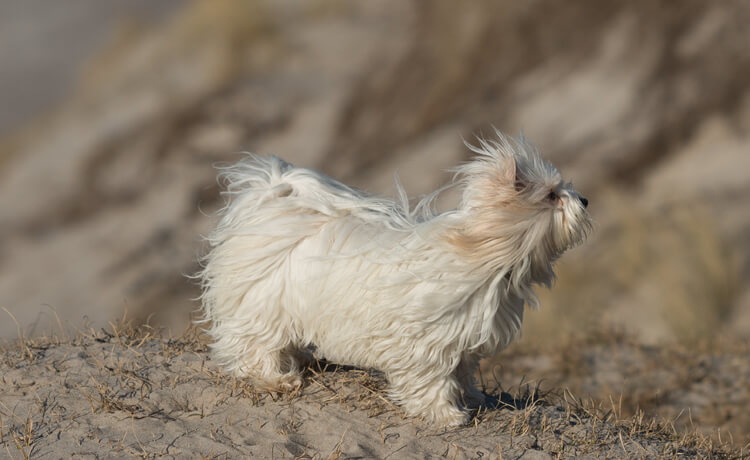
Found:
<box><xmin>547</xmin><ymin>191</ymin><xmax>557</xmax><ymax>201</ymax></box>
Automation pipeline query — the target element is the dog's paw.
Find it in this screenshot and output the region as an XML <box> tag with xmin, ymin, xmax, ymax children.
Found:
<box><xmin>257</xmin><ymin>373</ymin><xmax>303</xmax><ymax>394</ymax></box>
<box><xmin>276</xmin><ymin>374</ymin><xmax>303</xmax><ymax>393</ymax></box>
<box><xmin>430</xmin><ymin>406</ymin><xmax>471</xmax><ymax>427</ymax></box>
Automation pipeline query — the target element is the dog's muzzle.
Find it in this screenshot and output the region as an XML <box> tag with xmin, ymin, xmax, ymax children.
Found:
<box><xmin>579</xmin><ymin>196</ymin><xmax>588</xmax><ymax>208</ymax></box>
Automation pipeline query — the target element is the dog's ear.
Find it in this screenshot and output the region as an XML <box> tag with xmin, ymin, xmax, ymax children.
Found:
<box><xmin>502</xmin><ymin>156</ymin><xmax>525</xmax><ymax>192</ymax></box>
<box><xmin>503</xmin><ymin>155</ymin><xmax>516</xmax><ymax>183</ymax></box>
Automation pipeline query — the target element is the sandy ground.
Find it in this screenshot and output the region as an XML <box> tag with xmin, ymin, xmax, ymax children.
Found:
<box><xmin>0</xmin><ymin>327</ymin><xmax>741</xmax><ymax>459</ymax></box>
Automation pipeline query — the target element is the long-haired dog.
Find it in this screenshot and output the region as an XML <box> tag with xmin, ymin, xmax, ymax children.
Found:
<box><xmin>198</xmin><ymin>133</ymin><xmax>592</xmax><ymax>426</ymax></box>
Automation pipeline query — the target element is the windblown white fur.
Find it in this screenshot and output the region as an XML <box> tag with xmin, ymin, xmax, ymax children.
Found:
<box><xmin>198</xmin><ymin>133</ymin><xmax>592</xmax><ymax>425</ymax></box>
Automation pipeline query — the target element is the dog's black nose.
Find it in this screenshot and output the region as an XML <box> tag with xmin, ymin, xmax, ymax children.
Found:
<box><xmin>580</xmin><ymin>196</ymin><xmax>588</xmax><ymax>208</ymax></box>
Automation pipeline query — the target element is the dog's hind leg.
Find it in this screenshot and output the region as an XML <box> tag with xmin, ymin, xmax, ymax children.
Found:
<box><xmin>235</xmin><ymin>342</ymin><xmax>304</xmax><ymax>393</ymax></box>
<box><xmin>211</xmin><ymin>320</ymin><xmax>304</xmax><ymax>393</ymax></box>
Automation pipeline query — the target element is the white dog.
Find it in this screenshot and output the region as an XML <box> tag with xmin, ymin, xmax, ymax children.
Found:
<box><xmin>198</xmin><ymin>133</ymin><xmax>591</xmax><ymax>425</ymax></box>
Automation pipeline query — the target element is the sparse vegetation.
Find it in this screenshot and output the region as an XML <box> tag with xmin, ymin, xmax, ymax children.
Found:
<box><xmin>489</xmin><ymin>330</ymin><xmax>750</xmax><ymax>448</ymax></box>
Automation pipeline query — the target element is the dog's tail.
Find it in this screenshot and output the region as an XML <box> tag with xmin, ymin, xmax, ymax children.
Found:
<box><xmin>214</xmin><ymin>154</ymin><xmax>297</xmax><ymax>214</ymax></box>
<box><xmin>215</xmin><ymin>154</ymin><xmax>422</xmax><ymax>229</ymax></box>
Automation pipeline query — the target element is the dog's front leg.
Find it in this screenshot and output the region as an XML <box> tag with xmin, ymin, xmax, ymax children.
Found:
<box><xmin>455</xmin><ymin>354</ymin><xmax>486</xmax><ymax>408</ymax></box>
<box><xmin>388</xmin><ymin>370</ymin><xmax>469</xmax><ymax>426</ymax></box>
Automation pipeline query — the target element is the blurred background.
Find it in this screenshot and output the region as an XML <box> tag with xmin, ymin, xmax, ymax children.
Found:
<box><xmin>1</xmin><ymin>0</ymin><xmax>749</xmax><ymax>439</ymax></box>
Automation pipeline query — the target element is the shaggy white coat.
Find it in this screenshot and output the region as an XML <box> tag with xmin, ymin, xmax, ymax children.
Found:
<box><xmin>198</xmin><ymin>134</ymin><xmax>592</xmax><ymax>425</ymax></box>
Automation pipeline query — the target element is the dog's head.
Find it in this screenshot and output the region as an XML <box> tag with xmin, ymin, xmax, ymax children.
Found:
<box><xmin>448</xmin><ymin>133</ymin><xmax>592</xmax><ymax>284</ymax></box>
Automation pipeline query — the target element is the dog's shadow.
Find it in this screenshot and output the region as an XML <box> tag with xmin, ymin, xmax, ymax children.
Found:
<box><xmin>305</xmin><ymin>357</ymin><xmax>544</xmax><ymax>418</ymax></box>
<box><xmin>476</xmin><ymin>389</ymin><xmax>542</xmax><ymax>411</ymax></box>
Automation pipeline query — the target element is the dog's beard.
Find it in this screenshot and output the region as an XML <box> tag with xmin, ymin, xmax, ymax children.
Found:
<box><xmin>549</xmin><ymin>197</ymin><xmax>593</xmax><ymax>253</ymax></box>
